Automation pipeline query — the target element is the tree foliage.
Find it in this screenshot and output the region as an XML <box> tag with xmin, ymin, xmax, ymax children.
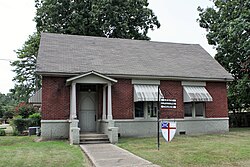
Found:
<box><xmin>0</xmin><ymin>93</ymin><xmax>17</xmax><ymax>118</ymax></box>
<box><xmin>35</xmin><ymin>0</ymin><xmax>160</xmax><ymax>40</ymax></box>
<box><xmin>197</xmin><ymin>0</ymin><xmax>250</xmax><ymax>111</ymax></box>
<box><xmin>11</xmin><ymin>33</ymin><xmax>41</xmax><ymax>102</ymax></box>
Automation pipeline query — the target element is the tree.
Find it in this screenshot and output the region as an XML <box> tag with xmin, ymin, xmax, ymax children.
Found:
<box><xmin>35</xmin><ymin>0</ymin><xmax>160</xmax><ymax>40</ymax></box>
<box><xmin>11</xmin><ymin>33</ymin><xmax>41</xmax><ymax>102</ymax></box>
<box><xmin>0</xmin><ymin>93</ymin><xmax>17</xmax><ymax>118</ymax></box>
<box><xmin>197</xmin><ymin>0</ymin><xmax>250</xmax><ymax>112</ymax></box>
<box><xmin>11</xmin><ymin>0</ymin><xmax>160</xmax><ymax>102</ymax></box>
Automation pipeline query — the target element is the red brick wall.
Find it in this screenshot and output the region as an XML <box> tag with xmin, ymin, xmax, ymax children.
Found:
<box><xmin>42</xmin><ymin>76</ymin><xmax>70</xmax><ymax>120</ymax></box>
<box><xmin>160</xmin><ymin>81</ymin><xmax>184</xmax><ymax>118</ymax></box>
<box><xmin>205</xmin><ymin>82</ymin><xmax>228</xmax><ymax>118</ymax></box>
<box><xmin>41</xmin><ymin>76</ymin><xmax>228</xmax><ymax>120</ymax></box>
<box><xmin>112</xmin><ymin>79</ymin><xmax>133</xmax><ymax>119</ymax></box>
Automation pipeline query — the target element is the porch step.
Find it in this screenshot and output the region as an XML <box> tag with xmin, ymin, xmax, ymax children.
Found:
<box><xmin>80</xmin><ymin>133</ymin><xmax>109</xmax><ymax>144</ymax></box>
<box><xmin>80</xmin><ymin>140</ymin><xmax>110</xmax><ymax>144</ymax></box>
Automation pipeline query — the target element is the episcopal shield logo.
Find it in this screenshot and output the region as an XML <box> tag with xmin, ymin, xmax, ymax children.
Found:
<box><xmin>161</xmin><ymin>121</ymin><xmax>177</xmax><ymax>142</ymax></box>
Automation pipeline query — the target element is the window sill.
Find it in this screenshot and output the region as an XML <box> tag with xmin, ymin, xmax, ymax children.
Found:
<box><xmin>134</xmin><ymin>117</ymin><xmax>157</xmax><ymax>120</ymax></box>
<box><xmin>184</xmin><ymin>117</ymin><xmax>205</xmax><ymax>120</ymax></box>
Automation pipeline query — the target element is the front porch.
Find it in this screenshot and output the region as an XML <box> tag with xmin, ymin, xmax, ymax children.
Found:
<box><xmin>67</xmin><ymin>71</ymin><xmax>119</xmax><ymax>144</ymax></box>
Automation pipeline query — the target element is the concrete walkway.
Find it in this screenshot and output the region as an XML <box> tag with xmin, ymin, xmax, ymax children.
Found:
<box><xmin>80</xmin><ymin>144</ymin><xmax>160</xmax><ymax>167</ymax></box>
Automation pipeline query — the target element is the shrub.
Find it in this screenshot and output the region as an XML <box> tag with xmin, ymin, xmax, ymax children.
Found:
<box><xmin>12</xmin><ymin>129</ymin><xmax>19</xmax><ymax>136</ymax></box>
<box><xmin>15</xmin><ymin>102</ymin><xmax>38</xmax><ymax>118</ymax></box>
<box><xmin>29</xmin><ymin>113</ymin><xmax>41</xmax><ymax>126</ymax></box>
<box><xmin>12</xmin><ymin>118</ymin><xmax>31</xmax><ymax>135</ymax></box>
<box><xmin>3</xmin><ymin>110</ymin><xmax>15</xmax><ymax>120</ymax></box>
<box><xmin>0</xmin><ymin>129</ymin><xmax>6</xmax><ymax>136</ymax></box>
<box><xmin>0</xmin><ymin>106</ymin><xmax>4</xmax><ymax>118</ymax></box>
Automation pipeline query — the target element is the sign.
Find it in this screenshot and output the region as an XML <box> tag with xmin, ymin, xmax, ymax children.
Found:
<box><xmin>161</xmin><ymin>121</ymin><xmax>177</xmax><ymax>142</ymax></box>
<box><xmin>160</xmin><ymin>98</ymin><xmax>177</xmax><ymax>109</ymax></box>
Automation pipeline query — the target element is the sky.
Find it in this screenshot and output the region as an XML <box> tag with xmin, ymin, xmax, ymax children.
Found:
<box><xmin>0</xmin><ymin>0</ymin><xmax>215</xmax><ymax>94</ymax></box>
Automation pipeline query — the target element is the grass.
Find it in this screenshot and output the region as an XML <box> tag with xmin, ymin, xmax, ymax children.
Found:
<box><xmin>117</xmin><ymin>128</ymin><xmax>250</xmax><ymax>167</ymax></box>
<box><xmin>0</xmin><ymin>136</ymin><xmax>86</xmax><ymax>167</ymax></box>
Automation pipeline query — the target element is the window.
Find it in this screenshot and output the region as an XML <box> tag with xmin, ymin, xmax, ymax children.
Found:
<box><xmin>135</xmin><ymin>101</ymin><xmax>158</xmax><ymax>118</ymax></box>
<box><xmin>147</xmin><ymin>101</ymin><xmax>157</xmax><ymax>117</ymax></box>
<box><xmin>195</xmin><ymin>103</ymin><xmax>204</xmax><ymax>117</ymax></box>
<box><xmin>184</xmin><ymin>103</ymin><xmax>192</xmax><ymax>117</ymax></box>
<box><xmin>184</xmin><ymin>102</ymin><xmax>205</xmax><ymax>118</ymax></box>
<box><xmin>80</xmin><ymin>85</ymin><xmax>96</xmax><ymax>92</ymax></box>
<box><xmin>135</xmin><ymin>102</ymin><xmax>144</xmax><ymax>117</ymax></box>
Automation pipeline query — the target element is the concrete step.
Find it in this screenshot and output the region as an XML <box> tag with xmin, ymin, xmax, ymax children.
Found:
<box><xmin>80</xmin><ymin>137</ymin><xmax>109</xmax><ymax>141</ymax></box>
<box><xmin>80</xmin><ymin>133</ymin><xmax>110</xmax><ymax>144</ymax></box>
<box><xmin>80</xmin><ymin>133</ymin><xmax>107</xmax><ymax>138</ymax></box>
<box><xmin>80</xmin><ymin>140</ymin><xmax>110</xmax><ymax>144</ymax></box>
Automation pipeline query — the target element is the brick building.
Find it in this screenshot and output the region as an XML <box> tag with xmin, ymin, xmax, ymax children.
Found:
<box><xmin>37</xmin><ymin>33</ymin><xmax>233</xmax><ymax>144</ymax></box>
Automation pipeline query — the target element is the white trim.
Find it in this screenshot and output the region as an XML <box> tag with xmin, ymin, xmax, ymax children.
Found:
<box><xmin>70</xmin><ymin>82</ymin><xmax>77</xmax><ymax>119</ymax></box>
<box><xmin>41</xmin><ymin>120</ymin><xmax>69</xmax><ymax>123</ymax></box>
<box><xmin>132</xmin><ymin>79</ymin><xmax>160</xmax><ymax>85</ymax></box>
<box><xmin>114</xmin><ymin>119</ymin><xmax>157</xmax><ymax>122</ymax></box>
<box><xmin>113</xmin><ymin>117</ymin><xmax>229</xmax><ymax>122</ymax></box>
<box><xmin>108</xmin><ymin>74</ymin><xmax>233</xmax><ymax>82</ymax></box>
<box><xmin>162</xmin><ymin>117</ymin><xmax>229</xmax><ymax>121</ymax></box>
<box><xmin>102</xmin><ymin>85</ymin><xmax>107</xmax><ymax>120</ymax></box>
<box><xmin>107</xmin><ymin>83</ymin><xmax>113</xmax><ymax>120</ymax></box>
<box><xmin>66</xmin><ymin>71</ymin><xmax>117</xmax><ymax>84</ymax></box>
<box><xmin>181</xmin><ymin>81</ymin><xmax>206</xmax><ymax>86</ymax></box>
<box><xmin>37</xmin><ymin>72</ymin><xmax>233</xmax><ymax>82</ymax></box>
<box><xmin>68</xmin><ymin>119</ymin><xmax>79</xmax><ymax>123</ymax></box>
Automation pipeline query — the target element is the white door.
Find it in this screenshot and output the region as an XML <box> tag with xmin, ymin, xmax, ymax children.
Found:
<box><xmin>79</xmin><ymin>92</ymin><xmax>96</xmax><ymax>132</ymax></box>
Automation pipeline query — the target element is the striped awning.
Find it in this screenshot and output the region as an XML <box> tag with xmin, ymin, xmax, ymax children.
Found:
<box><xmin>134</xmin><ymin>85</ymin><xmax>163</xmax><ymax>102</ymax></box>
<box><xmin>183</xmin><ymin>86</ymin><xmax>213</xmax><ymax>102</ymax></box>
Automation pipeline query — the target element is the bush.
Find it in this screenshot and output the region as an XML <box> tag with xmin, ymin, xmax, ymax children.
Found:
<box><xmin>15</xmin><ymin>102</ymin><xmax>38</xmax><ymax>118</ymax></box>
<box><xmin>0</xmin><ymin>129</ymin><xmax>6</xmax><ymax>136</ymax></box>
<box><xmin>12</xmin><ymin>118</ymin><xmax>31</xmax><ymax>135</ymax></box>
<box><xmin>29</xmin><ymin>113</ymin><xmax>41</xmax><ymax>126</ymax></box>
<box><xmin>3</xmin><ymin>110</ymin><xmax>15</xmax><ymax>120</ymax></box>
<box><xmin>12</xmin><ymin>129</ymin><xmax>19</xmax><ymax>136</ymax></box>
<box><xmin>0</xmin><ymin>106</ymin><xmax>4</xmax><ymax>118</ymax></box>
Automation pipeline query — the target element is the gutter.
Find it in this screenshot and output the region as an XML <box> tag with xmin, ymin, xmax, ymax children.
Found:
<box><xmin>36</xmin><ymin>71</ymin><xmax>234</xmax><ymax>82</ymax></box>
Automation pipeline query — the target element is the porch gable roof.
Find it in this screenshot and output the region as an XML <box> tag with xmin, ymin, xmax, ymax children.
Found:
<box><xmin>66</xmin><ymin>71</ymin><xmax>117</xmax><ymax>85</ymax></box>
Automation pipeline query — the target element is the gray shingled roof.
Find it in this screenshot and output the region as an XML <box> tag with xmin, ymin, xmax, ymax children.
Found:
<box><xmin>37</xmin><ymin>33</ymin><xmax>233</xmax><ymax>81</ymax></box>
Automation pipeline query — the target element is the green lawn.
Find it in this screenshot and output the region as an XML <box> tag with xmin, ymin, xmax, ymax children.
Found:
<box><xmin>117</xmin><ymin>128</ymin><xmax>250</xmax><ymax>167</ymax></box>
<box><xmin>0</xmin><ymin>136</ymin><xmax>86</xmax><ymax>167</ymax></box>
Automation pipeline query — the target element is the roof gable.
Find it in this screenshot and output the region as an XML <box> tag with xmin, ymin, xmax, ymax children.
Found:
<box><xmin>66</xmin><ymin>71</ymin><xmax>117</xmax><ymax>85</ymax></box>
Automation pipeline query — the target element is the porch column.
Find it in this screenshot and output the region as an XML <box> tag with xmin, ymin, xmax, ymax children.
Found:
<box><xmin>102</xmin><ymin>85</ymin><xmax>107</xmax><ymax>120</ymax></box>
<box><xmin>70</xmin><ymin>82</ymin><xmax>77</xmax><ymax>119</ymax></box>
<box><xmin>107</xmin><ymin>83</ymin><xmax>113</xmax><ymax>120</ymax></box>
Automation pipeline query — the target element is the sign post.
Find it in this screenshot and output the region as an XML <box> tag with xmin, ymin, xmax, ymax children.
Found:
<box><xmin>157</xmin><ymin>85</ymin><xmax>160</xmax><ymax>150</ymax></box>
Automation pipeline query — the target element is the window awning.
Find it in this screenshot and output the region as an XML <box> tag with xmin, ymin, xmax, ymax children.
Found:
<box><xmin>183</xmin><ymin>86</ymin><xmax>213</xmax><ymax>102</ymax></box>
<box><xmin>134</xmin><ymin>85</ymin><xmax>163</xmax><ymax>102</ymax></box>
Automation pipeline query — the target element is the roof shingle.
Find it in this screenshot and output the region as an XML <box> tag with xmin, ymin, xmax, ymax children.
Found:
<box><xmin>37</xmin><ymin>33</ymin><xmax>233</xmax><ymax>81</ymax></box>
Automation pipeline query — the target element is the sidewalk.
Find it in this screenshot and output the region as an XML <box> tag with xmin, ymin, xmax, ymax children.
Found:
<box><xmin>80</xmin><ymin>144</ymin><xmax>160</xmax><ymax>167</ymax></box>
